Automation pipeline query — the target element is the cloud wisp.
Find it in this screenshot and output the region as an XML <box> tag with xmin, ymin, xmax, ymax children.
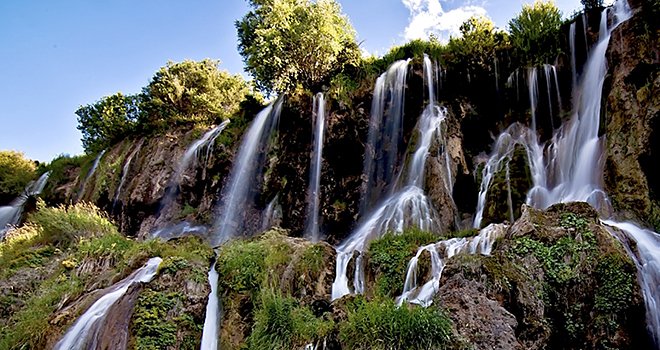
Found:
<box><xmin>401</xmin><ymin>0</ymin><xmax>487</xmax><ymax>42</ymax></box>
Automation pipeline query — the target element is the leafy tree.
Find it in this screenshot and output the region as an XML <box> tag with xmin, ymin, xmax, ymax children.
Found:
<box><xmin>0</xmin><ymin>151</ymin><xmax>36</xmax><ymax>201</ymax></box>
<box><xmin>140</xmin><ymin>59</ymin><xmax>253</xmax><ymax>129</ymax></box>
<box><xmin>447</xmin><ymin>16</ymin><xmax>509</xmax><ymax>71</ymax></box>
<box><xmin>76</xmin><ymin>92</ymin><xmax>140</xmax><ymax>153</ymax></box>
<box><xmin>237</xmin><ymin>0</ymin><xmax>360</xmax><ymax>93</ymax></box>
<box><xmin>508</xmin><ymin>0</ymin><xmax>562</xmax><ymax>65</ymax></box>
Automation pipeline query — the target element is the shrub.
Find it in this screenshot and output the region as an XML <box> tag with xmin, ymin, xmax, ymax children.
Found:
<box><xmin>0</xmin><ymin>150</ymin><xmax>36</xmax><ymax>202</ymax></box>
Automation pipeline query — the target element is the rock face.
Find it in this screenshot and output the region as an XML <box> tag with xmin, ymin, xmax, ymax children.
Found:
<box><xmin>436</xmin><ymin>203</ymin><xmax>651</xmax><ymax>349</ymax></box>
<box><xmin>604</xmin><ymin>5</ymin><xmax>660</xmax><ymax>230</ymax></box>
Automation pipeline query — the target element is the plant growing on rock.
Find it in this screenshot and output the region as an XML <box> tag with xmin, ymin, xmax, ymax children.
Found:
<box><xmin>0</xmin><ymin>150</ymin><xmax>36</xmax><ymax>202</ymax></box>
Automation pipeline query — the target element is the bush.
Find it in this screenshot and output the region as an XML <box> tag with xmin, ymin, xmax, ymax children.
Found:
<box><xmin>0</xmin><ymin>150</ymin><xmax>36</xmax><ymax>202</ymax></box>
<box><xmin>367</xmin><ymin>229</ymin><xmax>438</xmax><ymax>297</ymax></box>
<box><xmin>339</xmin><ymin>298</ymin><xmax>453</xmax><ymax>350</ymax></box>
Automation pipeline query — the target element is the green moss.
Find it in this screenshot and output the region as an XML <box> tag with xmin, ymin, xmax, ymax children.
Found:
<box><xmin>367</xmin><ymin>228</ymin><xmax>439</xmax><ymax>297</ymax></box>
<box><xmin>594</xmin><ymin>253</ymin><xmax>636</xmax><ymax>315</ymax></box>
<box><xmin>339</xmin><ymin>297</ymin><xmax>453</xmax><ymax>350</ymax></box>
<box><xmin>131</xmin><ymin>290</ymin><xmax>179</xmax><ymax>350</ymax></box>
<box><xmin>217</xmin><ymin>239</ymin><xmax>267</xmax><ymax>293</ymax></box>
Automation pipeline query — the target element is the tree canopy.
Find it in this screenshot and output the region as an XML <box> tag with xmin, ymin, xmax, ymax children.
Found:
<box><xmin>76</xmin><ymin>59</ymin><xmax>256</xmax><ymax>153</ymax></box>
<box><xmin>237</xmin><ymin>0</ymin><xmax>360</xmax><ymax>94</ymax></box>
<box><xmin>447</xmin><ymin>16</ymin><xmax>509</xmax><ymax>71</ymax></box>
<box><xmin>508</xmin><ymin>0</ymin><xmax>562</xmax><ymax>65</ymax></box>
<box><xmin>140</xmin><ymin>59</ymin><xmax>252</xmax><ymax>128</ymax></box>
<box><xmin>0</xmin><ymin>151</ymin><xmax>36</xmax><ymax>202</ymax></box>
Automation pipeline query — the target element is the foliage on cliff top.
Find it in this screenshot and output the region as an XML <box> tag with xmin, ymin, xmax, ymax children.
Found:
<box><xmin>76</xmin><ymin>59</ymin><xmax>261</xmax><ymax>153</ymax></box>
<box><xmin>508</xmin><ymin>0</ymin><xmax>562</xmax><ymax>65</ymax></box>
<box><xmin>237</xmin><ymin>0</ymin><xmax>360</xmax><ymax>94</ymax></box>
<box><xmin>0</xmin><ymin>150</ymin><xmax>36</xmax><ymax>202</ymax></box>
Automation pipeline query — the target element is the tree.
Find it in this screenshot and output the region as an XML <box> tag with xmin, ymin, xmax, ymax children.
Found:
<box><xmin>447</xmin><ymin>16</ymin><xmax>509</xmax><ymax>71</ymax></box>
<box><xmin>237</xmin><ymin>0</ymin><xmax>360</xmax><ymax>94</ymax></box>
<box><xmin>508</xmin><ymin>0</ymin><xmax>562</xmax><ymax>65</ymax></box>
<box><xmin>140</xmin><ymin>59</ymin><xmax>253</xmax><ymax>128</ymax></box>
<box><xmin>76</xmin><ymin>92</ymin><xmax>140</xmax><ymax>153</ymax></box>
<box><xmin>0</xmin><ymin>151</ymin><xmax>36</xmax><ymax>202</ymax></box>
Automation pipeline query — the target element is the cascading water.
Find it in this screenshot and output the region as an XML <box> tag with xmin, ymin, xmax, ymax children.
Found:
<box><xmin>473</xmin><ymin>1</ymin><xmax>659</xmax><ymax>342</ymax></box>
<box><xmin>201</xmin><ymin>260</ymin><xmax>220</xmax><ymax>350</ymax></box>
<box><xmin>112</xmin><ymin>140</ymin><xmax>144</xmax><ymax>212</ymax></box>
<box><xmin>305</xmin><ymin>93</ymin><xmax>326</xmax><ymax>242</ymax></box>
<box><xmin>157</xmin><ymin>120</ymin><xmax>231</xmax><ymax>218</ymax></box>
<box><xmin>396</xmin><ymin>223</ymin><xmax>507</xmax><ymax>307</ymax></box>
<box><xmin>53</xmin><ymin>257</ymin><xmax>162</xmax><ymax>350</ymax></box>
<box><xmin>332</xmin><ymin>56</ymin><xmax>450</xmax><ymax>300</ymax></box>
<box><xmin>76</xmin><ymin>149</ymin><xmax>106</xmax><ymax>202</ymax></box>
<box><xmin>212</xmin><ymin>100</ymin><xmax>282</xmax><ymax>246</ymax></box>
<box><xmin>0</xmin><ymin>171</ymin><xmax>50</xmax><ymax>238</ymax></box>
<box><xmin>359</xmin><ymin>59</ymin><xmax>410</xmax><ymax>215</ymax></box>
<box><xmin>602</xmin><ymin>220</ymin><xmax>660</xmax><ymax>345</ymax></box>
<box><xmin>261</xmin><ymin>194</ymin><xmax>282</xmax><ymax>231</ymax></box>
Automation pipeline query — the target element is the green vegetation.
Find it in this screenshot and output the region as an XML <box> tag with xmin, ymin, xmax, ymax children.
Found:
<box><xmin>581</xmin><ymin>0</ymin><xmax>603</xmax><ymax>10</ymax></box>
<box><xmin>140</xmin><ymin>59</ymin><xmax>254</xmax><ymax>129</ymax></box>
<box><xmin>339</xmin><ymin>298</ymin><xmax>453</xmax><ymax>350</ymax></box>
<box><xmin>367</xmin><ymin>228</ymin><xmax>438</xmax><ymax>297</ymax></box>
<box><xmin>131</xmin><ymin>290</ymin><xmax>180</xmax><ymax>350</ymax></box>
<box><xmin>508</xmin><ymin>0</ymin><xmax>562</xmax><ymax>65</ymax></box>
<box><xmin>247</xmin><ymin>290</ymin><xmax>333</xmax><ymax>350</ymax></box>
<box><xmin>76</xmin><ymin>59</ymin><xmax>259</xmax><ymax>153</ymax></box>
<box><xmin>0</xmin><ymin>202</ymin><xmax>212</xmax><ymax>349</ymax></box>
<box><xmin>76</xmin><ymin>93</ymin><xmax>140</xmax><ymax>153</ymax></box>
<box><xmin>237</xmin><ymin>0</ymin><xmax>360</xmax><ymax>93</ymax></box>
<box><xmin>446</xmin><ymin>16</ymin><xmax>509</xmax><ymax>74</ymax></box>
<box><xmin>0</xmin><ymin>150</ymin><xmax>36</xmax><ymax>201</ymax></box>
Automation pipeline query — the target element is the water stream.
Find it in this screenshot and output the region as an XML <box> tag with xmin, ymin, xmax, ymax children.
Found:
<box><xmin>0</xmin><ymin>171</ymin><xmax>51</xmax><ymax>238</ymax></box>
<box><xmin>305</xmin><ymin>93</ymin><xmax>326</xmax><ymax>242</ymax></box>
<box><xmin>76</xmin><ymin>150</ymin><xmax>106</xmax><ymax>202</ymax></box>
<box><xmin>201</xmin><ymin>260</ymin><xmax>220</xmax><ymax>350</ymax></box>
<box><xmin>53</xmin><ymin>257</ymin><xmax>162</xmax><ymax>350</ymax></box>
<box><xmin>212</xmin><ymin>100</ymin><xmax>282</xmax><ymax>246</ymax></box>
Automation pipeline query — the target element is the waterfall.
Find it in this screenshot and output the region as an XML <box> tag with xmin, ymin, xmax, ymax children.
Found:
<box><xmin>157</xmin><ymin>120</ymin><xmax>231</xmax><ymax>219</ymax></box>
<box><xmin>474</xmin><ymin>1</ymin><xmax>659</xmax><ymax>342</ymax></box>
<box><xmin>359</xmin><ymin>59</ymin><xmax>410</xmax><ymax>215</ymax></box>
<box><xmin>396</xmin><ymin>223</ymin><xmax>507</xmax><ymax>306</ymax></box>
<box><xmin>201</xmin><ymin>260</ymin><xmax>220</xmax><ymax>350</ymax></box>
<box><xmin>261</xmin><ymin>195</ymin><xmax>282</xmax><ymax>231</ymax></box>
<box><xmin>0</xmin><ymin>171</ymin><xmax>51</xmax><ymax>239</ymax></box>
<box><xmin>332</xmin><ymin>56</ymin><xmax>450</xmax><ymax>300</ymax></box>
<box><xmin>53</xmin><ymin>257</ymin><xmax>162</xmax><ymax>350</ymax></box>
<box><xmin>112</xmin><ymin>140</ymin><xmax>144</xmax><ymax>212</ymax></box>
<box><xmin>76</xmin><ymin>150</ymin><xmax>106</xmax><ymax>202</ymax></box>
<box><xmin>212</xmin><ymin>100</ymin><xmax>282</xmax><ymax>246</ymax></box>
<box><xmin>603</xmin><ymin>221</ymin><xmax>660</xmax><ymax>345</ymax></box>
<box><xmin>305</xmin><ymin>93</ymin><xmax>327</xmax><ymax>242</ymax></box>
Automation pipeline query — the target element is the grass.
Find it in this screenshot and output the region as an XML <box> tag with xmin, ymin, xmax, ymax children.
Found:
<box><xmin>367</xmin><ymin>228</ymin><xmax>439</xmax><ymax>297</ymax></box>
<box><xmin>339</xmin><ymin>297</ymin><xmax>453</xmax><ymax>350</ymax></box>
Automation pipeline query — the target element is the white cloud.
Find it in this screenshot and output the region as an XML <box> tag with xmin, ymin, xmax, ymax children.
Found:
<box><xmin>402</xmin><ymin>0</ymin><xmax>488</xmax><ymax>42</ymax></box>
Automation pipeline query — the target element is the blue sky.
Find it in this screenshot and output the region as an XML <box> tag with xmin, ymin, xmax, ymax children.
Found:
<box><xmin>0</xmin><ymin>0</ymin><xmax>583</xmax><ymax>161</ymax></box>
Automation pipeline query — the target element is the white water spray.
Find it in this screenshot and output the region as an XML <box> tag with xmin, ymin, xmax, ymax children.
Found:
<box><xmin>54</xmin><ymin>257</ymin><xmax>162</xmax><ymax>350</ymax></box>
<box><xmin>305</xmin><ymin>93</ymin><xmax>326</xmax><ymax>242</ymax></box>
